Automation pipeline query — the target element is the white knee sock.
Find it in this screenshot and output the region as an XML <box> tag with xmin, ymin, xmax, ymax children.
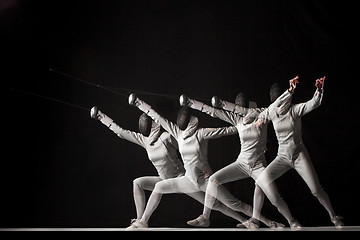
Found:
<box><xmin>140</xmin><ymin>192</ymin><xmax>163</xmax><ymax>223</ymax></box>
<box><xmin>133</xmin><ymin>182</ymin><xmax>146</xmax><ymax>220</ymax></box>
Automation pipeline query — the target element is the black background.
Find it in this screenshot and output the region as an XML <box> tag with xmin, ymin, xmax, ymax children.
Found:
<box><xmin>3</xmin><ymin>0</ymin><xmax>360</xmax><ymax>228</ymax></box>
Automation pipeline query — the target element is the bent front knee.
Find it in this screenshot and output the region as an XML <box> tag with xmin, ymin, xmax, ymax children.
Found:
<box><xmin>208</xmin><ymin>175</ymin><xmax>222</xmax><ymax>186</ymax></box>
<box><xmin>133</xmin><ymin>178</ymin><xmax>143</xmax><ymax>189</ymax></box>
<box><xmin>153</xmin><ymin>181</ymin><xmax>172</xmax><ymax>194</ymax></box>
<box><xmin>255</xmin><ymin>174</ymin><xmax>273</xmax><ymax>190</ymax></box>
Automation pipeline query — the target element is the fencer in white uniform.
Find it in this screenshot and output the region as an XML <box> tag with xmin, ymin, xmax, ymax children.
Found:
<box><xmin>180</xmin><ymin>83</ymin><xmax>294</xmax><ymax>229</ymax></box>
<box><xmin>255</xmin><ymin>77</ymin><xmax>344</xmax><ymax>229</ymax></box>
<box><xmin>90</xmin><ymin>107</ymin><xmax>185</xmax><ymax>226</ymax></box>
<box><xmin>127</xmin><ymin>94</ymin><xmax>259</xmax><ymax>229</ymax></box>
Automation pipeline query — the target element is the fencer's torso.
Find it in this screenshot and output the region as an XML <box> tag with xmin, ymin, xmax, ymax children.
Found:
<box><xmin>102</xmin><ymin>115</ymin><xmax>185</xmax><ymax>180</ymax></box>
<box><xmin>236</xmin><ymin>116</ymin><xmax>268</xmax><ymax>166</ymax></box>
<box><xmin>177</xmin><ymin>126</ymin><xmax>238</xmax><ymax>185</ymax></box>
<box><xmin>177</xmin><ymin>131</ymin><xmax>212</xmax><ymax>184</ymax></box>
<box><xmin>146</xmin><ymin>109</ymin><xmax>238</xmax><ymax>185</ymax></box>
<box><xmin>144</xmin><ymin>132</ymin><xmax>185</xmax><ymax>179</ymax></box>
<box><xmin>270</xmin><ymin>109</ymin><xmax>303</xmax><ymax>146</ymax></box>
<box><xmin>261</xmin><ymin>90</ymin><xmax>323</xmax><ymax>160</ymax></box>
<box><xmin>201</xmin><ymin>105</ymin><xmax>268</xmax><ymax>167</ymax></box>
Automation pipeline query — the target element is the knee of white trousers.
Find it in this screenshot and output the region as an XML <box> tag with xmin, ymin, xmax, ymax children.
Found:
<box><xmin>255</xmin><ymin>173</ymin><xmax>270</xmax><ymax>189</ymax></box>
<box><xmin>211</xmin><ymin>199</ymin><xmax>222</xmax><ymax>210</ymax></box>
<box><xmin>133</xmin><ymin>178</ymin><xmax>144</xmax><ymax>188</ymax></box>
<box><xmin>255</xmin><ymin>175</ymin><xmax>283</xmax><ymax>207</ymax></box>
<box><xmin>208</xmin><ymin>174</ymin><xmax>222</xmax><ymax>186</ymax></box>
<box><xmin>153</xmin><ymin>180</ymin><xmax>173</xmax><ymax>193</ymax></box>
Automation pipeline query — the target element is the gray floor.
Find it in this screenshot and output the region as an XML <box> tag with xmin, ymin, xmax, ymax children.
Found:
<box><xmin>1</xmin><ymin>226</ymin><xmax>359</xmax><ymax>231</ymax></box>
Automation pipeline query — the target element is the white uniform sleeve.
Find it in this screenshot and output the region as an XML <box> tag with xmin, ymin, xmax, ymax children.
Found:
<box><xmin>188</xmin><ymin>99</ymin><xmax>238</xmax><ymax>125</ymax></box>
<box><xmin>200</xmin><ymin>126</ymin><xmax>238</xmax><ymax>140</ymax></box>
<box><xmin>215</xmin><ymin>100</ymin><xmax>266</xmax><ymax>123</ymax></box>
<box><xmin>109</xmin><ymin>124</ymin><xmax>146</xmax><ymax>147</ymax></box>
<box><xmin>136</xmin><ymin>99</ymin><xmax>181</xmax><ymax>139</ymax></box>
<box><xmin>291</xmin><ymin>90</ymin><xmax>323</xmax><ymax>117</ymax></box>
<box><xmin>220</xmin><ymin>100</ymin><xmax>250</xmax><ymax>117</ymax></box>
<box><xmin>257</xmin><ymin>107</ymin><xmax>270</xmax><ymax>121</ymax></box>
<box><xmin>220</xmin><ymin>100</ymin><xmax>237</xmax><ymax>112</ymax></box>
<box><xmin>258</xmin><ymin>90</ymin><xmax>293</xmax><ymax>121</ymax></box>
<box><xmin>270</xmin><ymin>90</ymin><xmax>293</xmax><ymax>111</ymax></box>
<box><xmin>100</xmin><ymin>114</ymin><xmax>146</xmax><ymax>147</ymax></box>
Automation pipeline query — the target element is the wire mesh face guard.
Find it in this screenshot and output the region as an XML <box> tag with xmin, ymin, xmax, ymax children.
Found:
<box><xmin>139</xmin><ymin>113</ymin><xmax>152</xmax><ymax>137</ymax></box>
<box><xmin>270</xmin><ymin>82</ymin><xmax>283</xmax><ymax>103</ymax></box>
<box><xmin>177</xmin><ymin>106</ymin><xmax>191</xmax><ymax>131</ymax></box>
<box><xmin>235</xmin><ymin>93</ymin><xmax>249</xmax><ymax>108</ymax></box>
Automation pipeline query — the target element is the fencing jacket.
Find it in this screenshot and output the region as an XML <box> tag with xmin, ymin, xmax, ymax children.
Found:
<box><xmin>136</xmin><ymin>103</ymin><xmax>238</xmax><ymax>186</ymax></box>
<box><xmin>258</xmin><ymin>90</ymin><xmax>323</xmax><ymax>160</ymax></box>
<box><xmin>196</xmin><ymin>105</ymin><xmax>267</xmax><ymax>168</ymax></box>
<box><xmin>188</xmin><ymin>90</ymin><xmax>293</xmax><ymax>168</ymax></box>
<box><xmin>100</xmin><ymin>114</ymin><xmax>185</xmax><ymax>180</ymax></box>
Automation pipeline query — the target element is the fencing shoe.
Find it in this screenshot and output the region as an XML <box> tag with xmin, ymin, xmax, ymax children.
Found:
<box><xmin>242</xmin><ymin>218</ymin><xmax>260</xmax><ymax>230</ymax></box>
<box><xmin>126</xmin><ymin>219</ymin><xmax>148</xmax><ymax>230</ymax></box>
<box><xmin>331</xmin><ymin>215</ymin><xmax>344</xmax><ymax>230</ymax></box>
<box><xmin>268</xmin><ymin>221</ymin><xmax>285</xmax><ymax>230</ymax></box>
<box><xmin>187</xmin><ymin>215</ymin><xmax>210</xmax><ymax>227</ymax></box>
<box><xmin>289</xmin><ymin>218</ymin><xmax>302</xmax><ymax>230</ymax></box>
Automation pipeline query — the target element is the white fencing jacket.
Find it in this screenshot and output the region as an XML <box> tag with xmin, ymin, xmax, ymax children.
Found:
<box><xmin>192</xmin><ymin>104</ymin><xmax>268</xmax><ymax>168</ymax></box>
<box><xmin>187</xmin><ymin>90</ymin><xmax>293</xmax><ymax>168</ymax></box>
<box><xmin>136</xmin><ymin>101</ymin><xmax>238</xmax><ymax>186</ymax></box>
<box><xmin>258</xmin><ymin>90</ymin><xmax>323</xmax><ymax>160</ymax></box>
<box><xmin>100</xmin><ymin>114</ymin><xmax>185</xmax><ymax>180</ymax></box>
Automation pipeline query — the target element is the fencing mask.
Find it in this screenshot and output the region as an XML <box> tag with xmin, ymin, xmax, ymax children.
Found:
<box><xmin>235</xmin><ymin>92</ymin><xmax>249</xmax><ymax>108</ymax></box>
<box><xmin>177</xmin><ymin>106</ymin><xmax>191</xmax><ymax>131</ymax></box>
<box><xmin>139</xmin><ymin>113</ymin><xmax>152</xmax><ymax>137</ymax></box>
<box><xmin>270</xmin><ymin>83</ymin><xmax>283</xmax><ymax>103</ymax></box>
<box><xmin>270</xmin><ymin>82</ymin><xmax>292</xmax><ymax>115</ymax></box>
